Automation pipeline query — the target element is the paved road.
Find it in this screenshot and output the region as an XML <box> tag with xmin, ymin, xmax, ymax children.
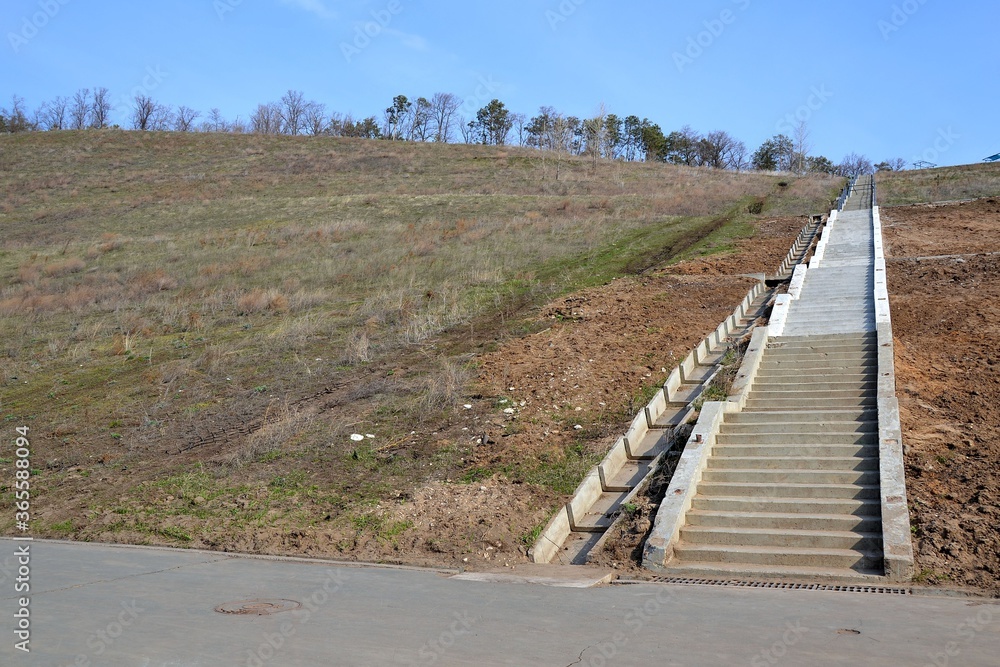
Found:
<box><xmin>1</xmin><ymin>539</ymin><xmax>997</xmax><ymax>666</ymax></box>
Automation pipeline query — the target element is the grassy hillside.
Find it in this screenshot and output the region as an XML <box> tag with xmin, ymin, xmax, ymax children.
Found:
<box><xmin>0</xmin><ymin>130</ymin><xmax>840</xmax><ymax>550</ymax></box>
<box><xmin>876</xmin><ymin>162</ymin><xmax>1000</xmax><ymax>206</ymax></box>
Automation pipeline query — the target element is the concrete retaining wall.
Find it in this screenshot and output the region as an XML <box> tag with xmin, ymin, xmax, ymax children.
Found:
<box><xmin>642</xmin><ymin>401</ymin><xmax>736</xmax><ymax>569</ymax></box>
<box><xmin>872</xmin><ymin>206</ymin><xmax>915</xmax><ymax>581</ymax></box>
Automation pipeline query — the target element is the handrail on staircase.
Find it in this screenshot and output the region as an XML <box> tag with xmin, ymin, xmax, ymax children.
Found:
<box><xmin>836</xmin><ymin>175</ymin><xmax>858</xmax><ymax>211</ymax></box>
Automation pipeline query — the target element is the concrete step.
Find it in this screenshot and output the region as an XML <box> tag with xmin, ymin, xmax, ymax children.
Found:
<box><xmin>719</xmin><ymin>421</ymin><xmax>877</xmax><ymax>435</ymax></box>
<box><xmin>746</xmin><ymin>390</ymin><xmax>876</xmax><ymax>400</ymax></box>
<box><xmin>712</xmin><ymin>443</ymin><xmax>878</xmax><ymax>458</ymax></box>
<box><xmin>724</xmin><ymin>410</ymin><xmax>876</xmax><ymax>424</ymax></box>
<box><xmin>669</xmin><ymin>384</ymin><xmax>705</xmax><ymax>406</ymax></box>
<box><xmin>708</xmin><ymin>456</ymin><xmax>879</xmax><ymax>471</ymax></box>
<box><xmin>697</xmin><ymin>482</ymin><xmax>880</xmax><ymax>500</ymax></box>
<box><xmin>714</xmin><ymin>432</ymin><xmax>877</xmax><ymax>446</ymax></box>
<box><xmin>783</xmin><ymin>323</ymin><xmax>877</xmax><ymax>331</ymax></box>
<box><xmin>682</xmin><ymin>365</ymin><xmax>716</xmax><ymax>384</ymax></box>
<box><xmin>685</xmin><ymin>510</ymin><xmax>882</xmax><ymax>532</ymax></box>
<box><xmin>691</xmin><ymin>495</ymin><xmax>881</xmax><ymax>516</ymax></box>
<box><xmin>782</xmin><ymin>328</ymin><xmax>878</xmax><ymax>337</ymax></box>
<box><xmin>602</xmin><ymin>459</ymin><xmax>653</xmax><ymax>493</ymax></box>
<box><xmin>787</xmin><ymin>313</ymin><xmax>874</xmax><ymax>322</ymax></box>
<box><xmin>749</xmin><ymin>381</ymin><xmax>877</xmax><ymax>393</ymax></box>
<box><xmin>568</xmin><ymin>491</ymin><xmax>624</xmax><ymax>532</ymax></box>
<box><xmin>553</xmin><ymin>531</ymin><xmax>604</xmax><ymax>566</ymax></box>
<box><xmin>672</xmin><ymin>543</ymin><xmax>883</xmax><ymax>571</ymax></box>
<box><xmin>744</xmin><ymin>398</ymin><xmax>877</xmax><ymax>410</ymax></box>
<box><xmin>765</xmin><ymin>345</ymin><xmax>878</xmax><ymax>355</ymax></box>
<box><xmin>679</xmin><ymin>526</ymin><xmax>883</xmax><ymax>551</ymax></box>
<box><xmin>751</xmin><ymin>374</ymin><xmax>876</xmax><ymax>385</ymax></box>
<box><xmin>783</xmin><ymin>322</ymin><xmax>875</xmax><ymax>330</ymax></box>
<box><xmin>626</xmin><ymin>428</ymin><xmax>669</xmax><ymax>460</ymax></box>
<box><xmin>774</xmin><ymin>334</ymin><xmax>875</xmax><ymax>344</ymax></box>
<box><xmin>755</xmin><ymin>366</ymin><xmax>874</xmax><ymax>377</ymax></box>
<box><xmin>761</xmin><ymin>350</ymin><xmax>878</xmax><ymax>366</ymax></box>
<box><xmin>701</xmin><ymin>469</ymin><xmax>879</xmax><ymax>486</ymax></box>
<box><xmin>663</xmin><ymin>561</ymin><xmax>885</xmax><ymax>582</ymax></box>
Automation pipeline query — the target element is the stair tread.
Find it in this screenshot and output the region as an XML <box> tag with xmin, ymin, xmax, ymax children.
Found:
<box><xmin>663</xmin><ymin>561</ymin><xmax>886</xmax><ymax>580</ymax></box>
<box><xmin>676</xmin><ymin>543</ymin><xmax>882</xmax><ymax>557</ymax></box>
<box><xmin>688</xmin><ymin>509</ymin><xmax>881</xmax><ymax>522</ymax></box>
<box><xmin>682</xmin><ymin>525</ymin><xmax>881</xmax><ymax>539</ymax></box>
<box><xmin>700</xmin><ymin>482</ymin><xmax>879</xmax><ymax>490</ymax></box>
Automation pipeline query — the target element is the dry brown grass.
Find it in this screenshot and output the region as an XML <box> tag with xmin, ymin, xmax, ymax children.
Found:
<box><xmin>42</xmin><ymin>257</ymin><xmax>86</xmax><ymax>277</ymax></box>
<box><xmin>237</xmin><ymin>288</ymin><xmax>289</xmax><ymax>314</ymax></box>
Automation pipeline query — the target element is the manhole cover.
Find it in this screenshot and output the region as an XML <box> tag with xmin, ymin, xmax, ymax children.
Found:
<box><xmin>215</xmin><ymin>599</ymin><xmax>301</xmax><ymax>616</ymax></box>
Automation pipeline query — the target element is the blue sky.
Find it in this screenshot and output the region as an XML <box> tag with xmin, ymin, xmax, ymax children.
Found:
<box><xmin>4</xmin><ymin>0</ymin><xmax>998</xmax><ymax>166</ymax></box>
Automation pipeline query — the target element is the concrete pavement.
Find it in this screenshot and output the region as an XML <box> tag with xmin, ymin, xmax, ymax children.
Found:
<box><xmin>1</xmin><ymin>539</ymin><xmax>997</xmax><ymax>666</ymax></box>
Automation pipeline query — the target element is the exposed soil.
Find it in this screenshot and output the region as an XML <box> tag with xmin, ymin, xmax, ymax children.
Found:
<box><xmin>882</xmin><ymin>198</ymin><xmax>1000</xmax><ymax>595</ymax></box>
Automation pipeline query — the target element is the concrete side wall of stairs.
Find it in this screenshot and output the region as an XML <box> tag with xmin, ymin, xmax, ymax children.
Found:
<box><xmin>531</xmin><ymin>219</ymin><xmax>824</xmax><ymax>565</ymax></box>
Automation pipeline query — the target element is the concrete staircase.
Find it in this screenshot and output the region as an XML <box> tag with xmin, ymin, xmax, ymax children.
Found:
<box><xmin>661</xmin><ymin>175</ymin><xmax>895</xmax><ymax>581</ymax></box>
<box><xmin>670</xmin><ymin>332</ymin><xmax>884</xmax><ymax>579</ymax></box>
<box><xmin>532</xmin><ymin>216</ymin><xmax>830</xmax><ymax>566</ymax></box>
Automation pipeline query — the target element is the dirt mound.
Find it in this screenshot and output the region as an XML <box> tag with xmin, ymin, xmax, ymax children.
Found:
<box><xmin>883</xmin><ymin>199</ymin><xmax>1000</xmax><ymax>595</ymax></box>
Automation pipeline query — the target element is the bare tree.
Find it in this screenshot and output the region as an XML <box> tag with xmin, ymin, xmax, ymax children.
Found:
<box><xmin>230</xmin><ymin>116</ymin><xmax>247</xmax><ymax>134</ymax></box>
<box><xmin>70</xmin><ymin>88</ymin><xmax>90</xmax><ymax>130</ymax></box>
<box><xmin>695</xmin><ymin>131</ymin><xmax>738</xmax><ymax>169</ymax></box>
<box><xmin>724</xmin><ymin>139</ymin><xmax>749</xmax><ymax>171</ymax></box>
<box><xmin>174</xmin><ymin>106</ymin><xmax>201</xmax><ymax>132</ymax></box>
<box><xmin>250</xmin><ymin>103</ymin><xmax>282</xmax><ymax>134</ymax></box>
<box><xmin>430</xmin><ymin>92</ymin><xmax>461</xmax><ymax>143</ymax></box>
<box><xmin>131</xmin><ymin>95</ymin><xmax>156</xmax><ymax>130</ymax></box>
<box><xmin>280</xmin><ymin>90</ymin><xmax>307</xmax><ymax>135</ymax></box>
<box><xmin>150</xmin><ymin>104</ymin><xmax>173</xmax><ymax>131</ymax></box>
<box><xmin>203</xmin><ymin>108</ymin><xmax>228</xmax><ymax>132</ymax></box>
<box><xmin>875</xmin><ymin>157</ymin><xmax>908</xmax><ymax>172</ymax></box>
<box><xmin>11</xmin><ymin>96</ymin><xmax>29</xmax><ymax>131</ymax></box>
<box><xmin>90</xmin><ymin>87</ymin><xmax>113</xmax><ymax>129</ymax></box>
<box><xmin>458</xmin><ymin>116</ymin><xmax>475</xmax><ymax>144</ymax></box>
<box><xmin>837</xmin><ymin>152</ymin><xmax>874</xmax><ymax>176</ymax></box>
<box><xmin>39</xmin><ymin>96</ymin><xmax>69</xmax><ymax>130</ymax></box>
<box><xmin>3</xmin><ymin>96</ymin><xmax>32</xmax><ymax>132</ymax></box>
<box><xmin>792</xmin><ymin>121</ymin><xmax>812</xmax><ymax>174</ymax></box>
<box><xmin>303</xmin><ymin>102</ymin><xmax>327</xmax><ymax>136</ymax></box>
<box><xmin>510</xmin><ymin>112</ymin><xmax>528</xmax><ymax>147</ymax></box>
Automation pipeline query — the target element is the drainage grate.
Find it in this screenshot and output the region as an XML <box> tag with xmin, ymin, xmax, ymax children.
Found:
<box><xmin>215</xmin><ymin>599</ymin><xmax>302</xmax><ymax>615</ymax></box>
<box><xmin>617</xmin><ymin>577</ymin><xmax>911</xmax><ymax>595</ymax></box>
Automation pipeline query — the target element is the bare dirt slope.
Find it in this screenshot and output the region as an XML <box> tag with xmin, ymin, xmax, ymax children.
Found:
<box><xmin>883</xmin><ymin>198</ymin><xmax>1000</xmax><ymax>594</ymax></box>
